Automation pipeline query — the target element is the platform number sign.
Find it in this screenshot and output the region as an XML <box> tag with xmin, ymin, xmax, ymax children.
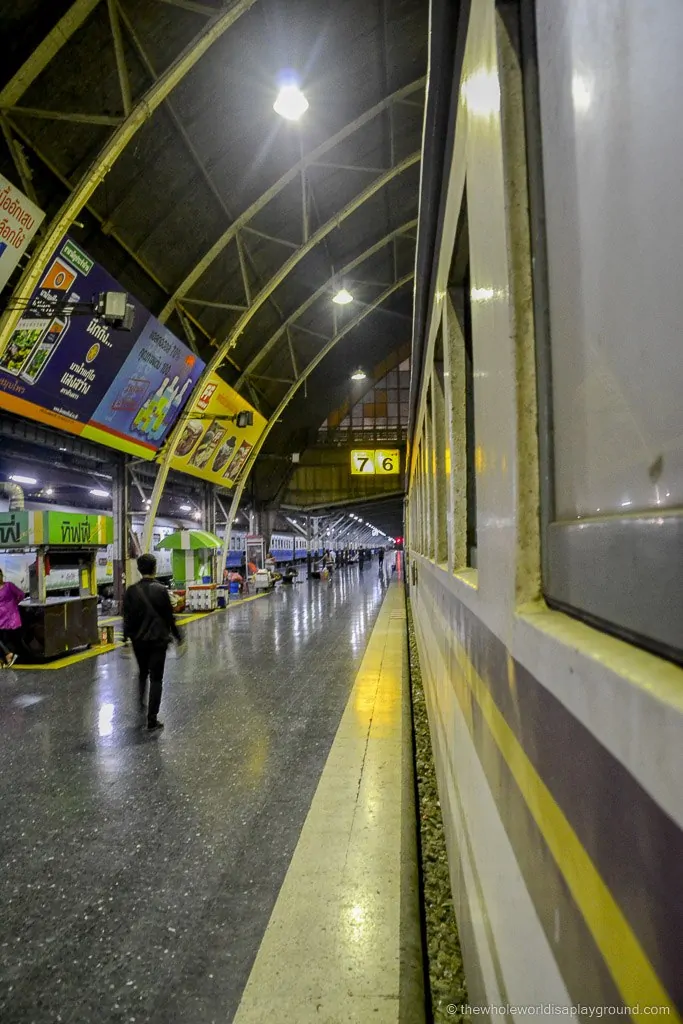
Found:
<box><xmin>350</xmin><ymin>449</ymin><xmax>400</xmax><ymax>475</ymax></box>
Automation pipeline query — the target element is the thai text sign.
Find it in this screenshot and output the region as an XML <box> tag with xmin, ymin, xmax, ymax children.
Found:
<box><xmin>45</xmin><ymin>512</ymin><xmax>113</xmax><ymax>546</ymax></box>
<box><xmin>169</xmin><ymin>373</ymin><xmax>266</xmax><ymax>487</ymax></box>
<box><xmin>0</xmin><ymin>236</ymin><xmax>204</xmax><ymax>458</ymax></box>
<box><xmin>350</xmin><ymin>449</ymin><xmax>400</xmax><ymax>475</ymax></box>
<box><xmin>0</xmin><ymin>174</ymin><xmax>45</xmax><ymax>292</ymax></box>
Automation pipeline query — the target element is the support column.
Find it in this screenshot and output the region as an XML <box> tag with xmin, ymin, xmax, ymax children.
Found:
<box><xmin>306</xmin><ymin>514</ymin><xmax>312</xmax><ymax>578</ymax></box>
<box><xmin>112</xmin><ymin>456</ymin><xmax>129</xmax><ymax>611</ymax></box>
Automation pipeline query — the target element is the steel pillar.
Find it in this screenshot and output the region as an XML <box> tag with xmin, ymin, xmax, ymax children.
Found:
<box><xmin>112</xmin><ymin>456</ymin><xmax>129</xmax><ymax>610</ymax></box>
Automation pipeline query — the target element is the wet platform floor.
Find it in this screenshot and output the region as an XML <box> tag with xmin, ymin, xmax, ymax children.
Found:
<box><xmin>0</xmin><ymin>563</ymin><xmax>394</xmax><ymax>1023</ymax></box>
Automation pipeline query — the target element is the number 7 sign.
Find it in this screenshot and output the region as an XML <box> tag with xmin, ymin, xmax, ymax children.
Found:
<box><xmin>351</xmin><ymin>450</ymin><xmax>376</xmax><ymax>475</ymax></box>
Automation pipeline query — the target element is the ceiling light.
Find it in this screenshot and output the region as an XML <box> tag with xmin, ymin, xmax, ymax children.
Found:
<box><xmin>351</xmin><ymin>369</ymin><xmax>366</xmax><ymax>381</ymax></box>
<box><xmin>274</xmin><ymin>84</ymin><xmax>309</xmax><ymax>121</ymax></box>
<box><xmin>9</xmin><ymin>474</ymin><xmax>37</xmax><ymax>485</ymax></box>
<box><xmin>193</xmin><ymin>511</ymin><xmax>202</xmax><ymax>521</ymax></box>
<box><xmin>90</xmin><ymin>489</ymin><xmax>110</xmax><ymax>498</ymax></box>
<box><xmin>179</xmin><ymin>504</ymin><xmax>192</xmax><ymax>512</ymax></box>
<box><xmin>46</xmin><ymin>488</ymin><xmax>54</xmax><ymax>497</ymax></box>
<box><xmin>332</xmin><ymin>288</ymin><xmax>353</xmax><ymax>305</ymax></box>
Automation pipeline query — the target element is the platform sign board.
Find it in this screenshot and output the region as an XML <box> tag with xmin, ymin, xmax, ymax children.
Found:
<box><xmin>0</xmin><ymin>236</ymin><xmax>203</xmax><ymax>459</ymax></box>
<box><xmin>350</xmin><ymin>449</ymin><xmax>400</xmax><ymax>475</ymax></box>
<box><xmin>0</xmin><ymin>511</ymin><xmax>42</xmax><ymax>548</ymax></box>
<box><xmin>169</xmin><ymin>373</ymin><xmax>266</xmax><ymax>488</ymax></box>
<box><xmin>0</xmin><ymin>174</ymin><xmax>45</xmax><ymax>293</ymax></box>
<box><xmin>45</xmin><ymin>512</ymin><xmax>113</xmax><ymax>547</ymax></box>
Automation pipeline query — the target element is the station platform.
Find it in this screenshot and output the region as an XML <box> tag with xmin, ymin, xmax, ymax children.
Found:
<box><xmin>0</xmin><ymin>563</ymin><xmax>423</xmax><ymax>1024</ymax></box>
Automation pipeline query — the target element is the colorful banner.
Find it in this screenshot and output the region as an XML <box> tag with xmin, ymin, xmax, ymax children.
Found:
<box><xmin>0</xmin><ymin>174</ymin><xmax>45</xmax><ymax>292</ymax></box>
<box><xmin>0</xmin><ymin>236</ymin><xmax>203</xmax><ymax>458</ymax></box>
<box><xmin>169</xmin><ymin>373</ymin><xmax>266</xmax><ymax>487</ymax></box>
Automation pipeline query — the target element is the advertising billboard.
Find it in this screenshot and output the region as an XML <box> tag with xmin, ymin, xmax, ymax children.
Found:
<box><xmin>0</xmin><ymin>174</ymin><xmax>45</xmax><ymax>292</ymax></box>
<box><xmin>169</xmin><ymin>373</ymin><xmax>266</xmax><ymax>487</ymax></box>
<box><xmin>0</xmin><ymin>236</ymin><xmax>204</xmax><ymax>458</ymax></box>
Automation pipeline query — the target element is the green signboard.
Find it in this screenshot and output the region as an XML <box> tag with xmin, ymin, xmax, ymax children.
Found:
<box><xmin>45</xmin><ymin>512</ymin><xmax>113</xmax><ymax>546</ymax></box>
<box><xmin>0</xmin><ymin>511</ymin><xmax>30</xmax><ymax>547</ymax></box>
<box><xmin>0</xmin><ymin>511</ymin><xmax>112</xmax><ymax>548</ymax></box>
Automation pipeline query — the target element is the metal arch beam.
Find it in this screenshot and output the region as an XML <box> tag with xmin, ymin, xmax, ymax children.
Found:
<box><xmin>0</xmin><ymin>0</ymin><xmax>258</xmax><ymax>357</ymax></box>
<box><xmin>0</xmin><ymin>0</ymin><xmax>103</xmax><ymax>108</ymax></box>
<box><xmin>158</xmin><ymin>78</ymin><xmax>425</xmax><ymax>321</ymax></box>
<box><xmin>140</xmin><ymin>155</ymin><xmax>418</xmax><ymax>552</ymax></box>
<box><xmin>233</xmin><ymin>219</ymin><xmax>417</xmax><ymax>390</ymax></box>
<box><xmin>214</xmin><ymin>273</ymin><xmax>413</xmax><ymax>578</ymax></box>
<box><xmin>201</xmin><ymin>152</ymin><xmax>419</xmax><ymax>371</ymax></box>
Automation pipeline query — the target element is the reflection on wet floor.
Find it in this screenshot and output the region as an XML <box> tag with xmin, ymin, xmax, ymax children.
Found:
<box><xmin>0</xmin><ymin>563</ymin><xmax>389</xmax><ymax>1024</ymax></box>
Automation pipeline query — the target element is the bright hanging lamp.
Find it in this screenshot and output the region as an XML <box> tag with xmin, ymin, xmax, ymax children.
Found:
<box><xmin>273</xmin><ymin>84</ymin><xmax>309</xmax><ymax>121</ymax></box>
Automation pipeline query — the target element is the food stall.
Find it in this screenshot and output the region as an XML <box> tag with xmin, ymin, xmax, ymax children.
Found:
<box><xmin>0</xmin><ymin>510</ymin><xmax>112</xmax><ymax>660</ymax></box>
<box><xmin>156</xmin><ymin>529</ymin><xmax>222</xmax><ymax>611</ymax></box>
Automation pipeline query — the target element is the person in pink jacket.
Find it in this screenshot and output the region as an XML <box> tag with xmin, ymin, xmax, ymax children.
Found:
<box><xmin>0</xmin><ymin>568</ymin><xmax>24</xmax><ymax>668</ymax></box>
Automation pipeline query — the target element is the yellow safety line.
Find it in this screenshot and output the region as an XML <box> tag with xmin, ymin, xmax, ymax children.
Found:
<box><xmin>233</xmin><ymin>583</ymin><xmax>407</xmax><ymax>1022</ymax></box>
<box><xmin>448</xmin><ymin>635</ymin><xmax>679</xmax><ymax>1020</ymax></box>
<box><xmin>13</xmin><ymin>591</ymin><xmax>271</xmax><ymax>671</ymax></box>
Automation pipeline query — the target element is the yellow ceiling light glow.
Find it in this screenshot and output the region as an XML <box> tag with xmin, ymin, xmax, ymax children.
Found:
<box><xmin>332</xmin><ymin>288</ymin><xmax>353</xmax><ymax>305</ymax></box>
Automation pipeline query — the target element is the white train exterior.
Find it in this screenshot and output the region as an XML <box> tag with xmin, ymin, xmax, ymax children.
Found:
<box><xmin>407</xmin><ymin>0</ymin><xmax>683</xmax><ymax>1016</ymax></box>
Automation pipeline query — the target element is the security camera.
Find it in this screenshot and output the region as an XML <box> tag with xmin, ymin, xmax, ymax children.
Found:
<box><xmin>235</xmin><ymin>411</ymin><xmax>254</xmax><ymax>429</ymax></box>
<box><xmin>94</xmin><ymin>291</ymin><xmax>135</xmax><ymax>331</ymax></box>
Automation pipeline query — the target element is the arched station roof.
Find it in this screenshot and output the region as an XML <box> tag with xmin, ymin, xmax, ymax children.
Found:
<box><xmin>0</xmin><ymin>0</ymin><xmax>426</xmax><ymax>523</ymax></box>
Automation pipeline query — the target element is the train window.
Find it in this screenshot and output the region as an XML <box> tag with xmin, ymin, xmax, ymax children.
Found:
<box><xmin>432</xmin><ymin>334</ymin><xmax>448</xmax><ymax>565</ymax></box>
<box><xmin>523</xmin><ymin>0</ymin><xmax>683</xmax><ymax>660</ymax></box>
<box><xmin>444</xmin><ymin>188</ymin><xmax>477</xmax><ymax>572</ymax></box>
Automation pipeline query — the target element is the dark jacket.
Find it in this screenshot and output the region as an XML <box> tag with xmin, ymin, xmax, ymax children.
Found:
<box><xmin>123</xmin><ymin>578</ymin><xmax>182</xmax><ymax>646</ymax></box>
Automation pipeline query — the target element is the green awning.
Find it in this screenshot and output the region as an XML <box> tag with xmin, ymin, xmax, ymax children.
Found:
<box><xmin>155</xmin><ymin>530</ymin><xmax>222</xmax><ymax>551</ymax></box>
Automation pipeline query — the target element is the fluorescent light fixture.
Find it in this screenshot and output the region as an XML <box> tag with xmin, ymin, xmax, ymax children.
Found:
<box><xmin>180</xmin><ymin>504</ymin><xmax>192</xmax><ymax>512</ymax></box>
<box><xmin>90</xmin><ymin>488</ymin><xmax>110</xmax><ymax>498</ymax></box>
<box><xmin>9</xmin><ymin>474</ymin><xmax>37</xmax><ymax>485</ymax></box>
<box><xmin>332</xmin><ymin>288</ymin><xmax>353</xmax><ymax>305</ymax></box>
<box><xmin>273</xmin><ymin>84</ymin><xmax>308</xmax><ymax>121</ymax></box>
<box><xmin>351</xmin><ymin>369</ymin><xmax>366</xmax><ymax>381</ymax></box>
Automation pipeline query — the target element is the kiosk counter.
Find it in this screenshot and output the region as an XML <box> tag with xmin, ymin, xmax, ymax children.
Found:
<box><xmin>0</xmin><ymin>510</ymin><xmax>112</xmax><ymax>660</ymax></box>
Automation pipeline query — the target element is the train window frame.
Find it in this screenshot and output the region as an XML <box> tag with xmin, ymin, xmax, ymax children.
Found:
<box><xmin>520</xmin><ymin>0</ymin><xmax>683</xmax><ymax>663</ymax></box>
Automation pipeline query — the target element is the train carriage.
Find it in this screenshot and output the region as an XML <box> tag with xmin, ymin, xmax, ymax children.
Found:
<box><xmin>407</xmin><ymin>0</ymin><xmax>683</xmax><ymax>1014</ymax></box>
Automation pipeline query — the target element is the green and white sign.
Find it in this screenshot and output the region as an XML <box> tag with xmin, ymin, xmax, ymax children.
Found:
<box><xmin>60</xmin><ymin>238</ymin><xmax>94</xmax><ymax>276</ymax></box>
<box><xmin>45</xmin><ymin>512</ymin><xmax>113</xmax><ymax>546</ymax></box>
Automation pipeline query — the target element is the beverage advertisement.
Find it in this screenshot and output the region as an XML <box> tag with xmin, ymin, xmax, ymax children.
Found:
<box><xmin>169</xmin><ymin>373</ymin><xmax>265</xmax><ymax>487</ymax></box>
<box><xmin>0</xmin><ymin>235</ymin><xmax>203</xmax><ymax>458</ymax></box>
<box><xmin>87</xmin><ymin>317</ymin><xmax>204</xmax><ymax>453</ymax></box>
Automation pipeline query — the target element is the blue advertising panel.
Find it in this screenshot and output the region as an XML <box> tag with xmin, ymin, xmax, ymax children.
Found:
<box><xmin>0</xmin><ymin>236</ymin><xmax>204</xmax><ymax>458</ymax></box>
<box><xmin>89</xmin><ymin>317</ymin><xmax>204</xmax><ymax>449</ymax></box>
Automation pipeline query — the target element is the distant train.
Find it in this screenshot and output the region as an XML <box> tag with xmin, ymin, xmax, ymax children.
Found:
<box><xmin>0</xmin><ymin>503</ymin><xmax>320</xmax><ymax>594</ymax></box>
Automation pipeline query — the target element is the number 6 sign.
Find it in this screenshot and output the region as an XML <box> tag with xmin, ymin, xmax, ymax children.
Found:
<box><xmin>375</xmin><ymin>449</ymin><xmax>399</xmax><ymax>474</ymax></box>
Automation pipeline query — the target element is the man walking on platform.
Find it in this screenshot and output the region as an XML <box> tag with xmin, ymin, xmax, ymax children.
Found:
<box><xmin>123</xmin><ymin>553</ymin><xmax>184</xmax><ymax>731</ymax></box>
